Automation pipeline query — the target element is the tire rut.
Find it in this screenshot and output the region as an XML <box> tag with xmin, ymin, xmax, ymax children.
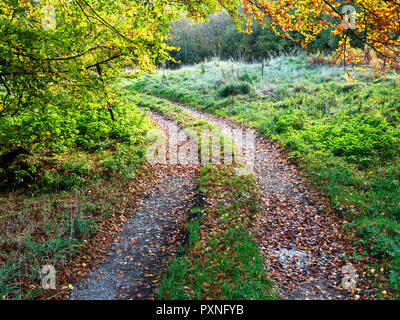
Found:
<box><xmin>71</xmin><ymin>112</ymin><xmax>199</xmax><ymax>300</ymax></box>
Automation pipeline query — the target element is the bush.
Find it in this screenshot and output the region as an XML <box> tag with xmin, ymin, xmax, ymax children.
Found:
<box><xmin>320</xmin><ymin>116</ymin><xmax>399</xmax><ymax>167</ymax></box>
<box><xmin>0</xmin><ymin>93</ymin><xmax>150</xmax><ymax>191</ymax></box>
<box><xmin>218</xmin><ymin>82</ymin><xmax>251</xmax><ymax>97</ymax></box>
<box><xmin>239</xmin><ymin>82</ymin><xmax>251</xmax><ymax>94</ymax></box>
<box><xmin>102</xmin><ymin>144</ymin><xmax>144</xmax><ymax>179</ymax></box>
<box><xmin>308</xmin><ymin>54</ymin><xmax>330</xmax><ymax>65</ymax></box>
<box><xmin>239</xmin><ymin>72</ymin><xmax>252</xmax><ymax>82</ymax></box>
<box><xmin>38</xmin><ymin>170</ymin><xmax>85</xmax><ymax>193</ymax></box>
<box><xmin>274</xmin><ymin>111</ymin><xmax>305</xmax><ymax>133</ymax></box>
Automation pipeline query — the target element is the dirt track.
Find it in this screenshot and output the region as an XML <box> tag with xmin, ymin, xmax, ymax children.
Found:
<box><xmin>71</xmin><ymin>113</ymin><xmax>199</xmax><ymax>300</ymax></box>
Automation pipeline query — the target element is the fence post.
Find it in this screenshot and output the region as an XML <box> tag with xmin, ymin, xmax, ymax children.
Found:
<box><xmin>261</xmin><ymin>59</ymin><xmax>265</xmax><ymax>79</ymax></box>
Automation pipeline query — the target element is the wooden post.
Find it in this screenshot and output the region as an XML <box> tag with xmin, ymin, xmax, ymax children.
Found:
<box><xmin>261</xmin><ymin>59</ymin><xmax>265</xmax><ymax>80</ymax></box>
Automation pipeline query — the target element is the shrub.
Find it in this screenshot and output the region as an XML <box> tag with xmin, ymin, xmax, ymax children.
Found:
<box><xmin>38</xmin><ymin>170</ymin><xmax>85</xmax><ymax>193</ymax></box>
<box><xmin>308</xmin><ymin>54</ymin><xmax>330</xmax><ymax>65</ymax></box>
<box><xmin>274</xmin><ymin>112</ymin><xmax>305</xmax><ymax>133</ymax></box>
<box><xmin>204</xmin><ymin>97</ymin><xmax>216</xmax><ymax>109</ymax></box>
<box><xmin>321</xmin><ymin>116</ymin><xmax>399</xmax><ymax>167</ymax></box>
<box><xmin>218</xmin><ymin>82</ymin><xmax>251</xmax><ymax>97</ymax></box>
<box><xmin>102</xmin><ymin>144</ymin><xmax>144</xmax><ymax>178</ymax></box>
<box><xmin>239</xmin><ymin>72</ymin><xmax>252</xmax><ymax>82</ymax></box>
<box><xmin>239</xmin><ymin>81</ymin><xmax>251</xmax><ymax>94</ymax></box>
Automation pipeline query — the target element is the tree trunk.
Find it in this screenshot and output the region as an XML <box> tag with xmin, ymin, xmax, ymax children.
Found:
<box><xmin>96</xmin><ymin>64</ymin><xmax>115</xmax><ymax>122</ymax></box>
<box><xmin>0</xmin><ymin>147</ymin><xmax>31</xmax><ymax>171</ymax></box>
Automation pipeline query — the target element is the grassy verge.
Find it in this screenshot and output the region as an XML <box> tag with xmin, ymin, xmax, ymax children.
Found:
<box><xmin>124</xmin><ymin>56</ymin><xmax>400</xmax><ymax>296</ymax></box>
<box><xmin>0</xmin><ymin>100</ymin><xmax>152</xmax><ymax>299</ymax></box>
<box><xmin>157</xmin><ymin>164</ymin><xmax>275</xmax><ymax>300</ymax></box>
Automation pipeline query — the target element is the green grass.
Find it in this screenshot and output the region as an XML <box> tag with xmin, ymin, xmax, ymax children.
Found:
<box><xmin>124</xmin><ymin>55</ymin><xmax>400</xmax><ymax>295</ymax></box>
<box><xmin>157</xmin><ymin>165</ymin><xmax>275</xmax><ymax>300</ymax></box>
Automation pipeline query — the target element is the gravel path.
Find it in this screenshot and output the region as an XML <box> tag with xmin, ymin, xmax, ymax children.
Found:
<box><xmin>71</xmin><ymin>112</ymin><xmax>199</xmax><ymax>300</ymax></box>
<box><xmin>166</xmin><ymin>99</ymin><xmax>356</xmax><ymax>300</ymax></box>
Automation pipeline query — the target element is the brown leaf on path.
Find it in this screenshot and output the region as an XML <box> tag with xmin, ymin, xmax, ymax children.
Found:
<box><xmin>201</xmin><ymin>282</ymin><xmax>211</xmax><ymax>291</ymax></box>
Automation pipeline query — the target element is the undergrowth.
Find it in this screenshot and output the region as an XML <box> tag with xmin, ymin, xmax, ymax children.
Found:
<box><xmin>0</xmin><ymin>97</ymin><xmax>151</xmax><ymax>299</ymax></box>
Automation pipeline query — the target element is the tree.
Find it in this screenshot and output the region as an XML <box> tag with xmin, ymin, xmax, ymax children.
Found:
<box><xmin>165</xmin><ymin>13</ymin><xmax>302</xmax><ymax>66</ymax></box>
<box><xmin>3</xmin><ymin>0</ymin><xmax>398</xmax><ymax>121</ymax></box>
<box><xmin>0</xmin><ymin>0</ymin><xmax>242</xmax><ymax>118</ymax></box>
<box><xmin>241</xmin><ymin>0</ymin><xmax>400</xmax><ymax>67</ymax></box>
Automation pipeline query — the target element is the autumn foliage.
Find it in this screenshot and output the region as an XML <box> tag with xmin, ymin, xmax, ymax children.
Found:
<box><xmin>0</xmin><ymin>0</ymin><xmax>240</xmax><ymax>117</ymax></box>
<box><xmin>2</xmin><ymin>0</ymin><xmax>400</xmax><ymax>119</ymax></box>
<box><xmin>241</xmin><ymin>0</ymin><xmax>400</xmax><ymax>68</ymax></box>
